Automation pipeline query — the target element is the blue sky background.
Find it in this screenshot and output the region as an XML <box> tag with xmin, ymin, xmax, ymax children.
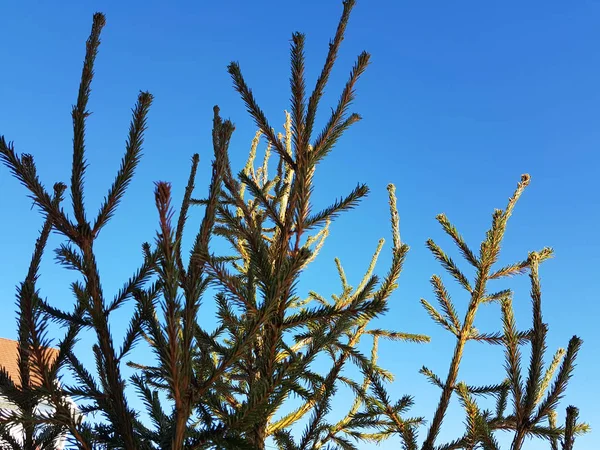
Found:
<box><xmin>1</xmin><ymin>0</ymin><xmax>599</xmax><ymax>448</ymax></box>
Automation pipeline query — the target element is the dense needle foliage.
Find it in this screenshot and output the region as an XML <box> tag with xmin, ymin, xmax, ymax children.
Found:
<box><xmin>0</xmin><ymin>2</ymin><xmax>589</xmax><ymax>449</ymax></box>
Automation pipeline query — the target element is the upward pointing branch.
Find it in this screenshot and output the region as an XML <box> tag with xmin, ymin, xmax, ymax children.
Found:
<box><xmin>93</xmin><ymin>91</ymin><xmax>153</xmax><ymax>236</ymax></box>
<box><xmin>71</xmin><ymin>12</ymin><xmax>105</xmax><ymax>227</ymax></box>
<box><xmin>228</xmin><ymin>62</ymin><xmax>296</xmax><ymax>170</ymax></box>
<box><xmin>305</xmin><ymin>0</ymin><xmax>356</xmax><ymax>141</ymax></box>
<box><xmin>290</xmin><ymin>32</ymin><xmax>307</xmax><ymax>159</ymax></box>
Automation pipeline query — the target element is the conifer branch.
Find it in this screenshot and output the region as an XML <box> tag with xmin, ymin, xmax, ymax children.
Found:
<box><xmin>489</xmin><ymin>247</ymin><xmax>553</xmax><ymax>280</ymax></box>
<box><xmin>71</xmin><ymin>12</ymin><xmax>106</xmax><ymax>227</ymax></box>
<box><xmin>0</xmin><ymin>144</ymin><xmax>78</xmax><ymax>241</ymax></box>
<box><xmin>106</xmin><ymin>247</ymin><xmax>158</xmax><ymax>315</ymax></box>
<box><xmin>420</xmin><ymin>299</ymin><xmax>458</xmax><ymax>335</ymax></box>
<box><xmin>290</xmin><ymin>32</ymin><xmax>307</xmax><ymax>158</ymax></box>
<box><xmin>312</xmin><ymin>51</ymin><xmax>370</xmax><ymax>162</ymax></box>
<box><xmin>431</xmin><ymin>275</ymin><xmax>462</xmax><ymax>331</ymax></box>
<box><xmin>522</xmin><ymin>253</ymin><xmax>547</xmax><ymax>421</ymax></box>
<box><xmin>387</xmin><ymin>184</ymin><xmax>401</xmax><ymax>250</ymax></box>
<box><xmin>469</xmin><ymin>330</ymin><xmax>532</xmax><ymax>346</ymax></box>
<box><xmin>426</xmin><ymin>240</ymin><xmax>472</xmax><ymax>293</ymax></box>
<box><xmin>500</xmin><ymin>297</ymin><xmax>524</xmax><ymax>426</ymax></box>
<box><xmin>228</xmin><ymin>62</ymin><xmax>296</xmax><ymax>169</ymax></box>
<box><xmin>238</xmin><ymin>170</ymin><xmax>284</xmax><ymax>230</ymax></box>
<box><xmin>563</xmin><ymin>406</ymin><xmax>579</xmax><ymax>450</ymax></box>
<box><xmin>305</xmin><ymin>0</ymin><xmax>356</xmax><ymax>141</ymax></box>
<box><xmin>537</xmin><ymin>348</ymin><xmax>566</xmax><ymax>405</ymax></box>
<box><xmin>93</xmin><ymin>91</ymin><xmax>153</xmax><ymax>235</ymax></box>
<box><xmin>533</xmin><ymin>336</ymin><xmax>582</xmax><ymax>423</ymax></box>
<box><xmin>175</xmin><ymin>153</ymin><xmax>201</xmax><ymax>263</ymax></box>
<box><xmin>365</xmin><ymin>329</ymin><xmax>430</xmax><ymax>343</ymax></box>
<box><xmin>304</xmin><ymin>184</ymin><xmax>369</xmax><ymax>230</ymax></box>
<box><xmin>436</xmin><ymin>213</ymin><xmax>479</xmax><ymax>268</ymax></box>
<box><xmin>482</xmin><ymin>289</ymin><xmax>513</xmax><ymax>304</ymax></box>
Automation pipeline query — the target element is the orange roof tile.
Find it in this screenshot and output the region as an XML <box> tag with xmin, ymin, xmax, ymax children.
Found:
<box><xmin>0</xmin><ymin>337</ymin><xmax>59</xmax><ymax>388</ymax></box>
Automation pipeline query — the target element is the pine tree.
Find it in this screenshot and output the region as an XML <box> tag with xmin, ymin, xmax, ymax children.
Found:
<box><xmin>0</xmin><ymin>1</ymin><xmax>589</xmax><ymax>449</ymax></box>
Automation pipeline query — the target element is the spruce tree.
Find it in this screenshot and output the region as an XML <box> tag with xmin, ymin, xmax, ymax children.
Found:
<box><xmin>0</xmin><ymin>1</ymin><xmax>589</xmax><ymax>449</ymax></box>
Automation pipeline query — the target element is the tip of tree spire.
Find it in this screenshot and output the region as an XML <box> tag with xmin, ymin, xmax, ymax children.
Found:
<box><xmin>227</xmin><ymin>62</ymin><xmax>240</xmax><ymax>74</ymax></box>
<box><xmin>93</xmin><ymin>12</ymin><xmax>106</xmax><ymax>27</ymax></box>
<box><xmin>138</xmin><ymin>91</ymin><xmax>153</xmax><ymax>102</ymax></box>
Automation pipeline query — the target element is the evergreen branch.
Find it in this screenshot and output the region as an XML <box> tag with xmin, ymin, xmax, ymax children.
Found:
<box><xmin>374</xmin><ymin>243</ymin><xmax>409</xmax><ymax>306</ymax></box>
<box><xmin>386</xmin><ymin>185</ymin><xmax>401</xmax><ymax>250</ymax></box>
<box><xmin>480</xmin><ymin>174</ymin><xmax>530</xmax><ymax>265</ymax></box>
<box><xmin>455</xmin><ymin>382</ymin><xmax>482</xmax><ymax>449</ymax></box>
<box><xmin>312</xmin><ymin>51</ymin><xmax>370</xmax><ymax>162</ymax></box>
<box><xmin>335</xmin><ymin>257</ymin><xmax>349</xmax><ymax>291</ymax></box>
<box><xmin>468</xmin><ymin>330</ymin><xmax>532</xmax><ymax>345</ymax></box>
<box><xmin>500</xmin><ymin>297</ymin><xmax>524</xmax><ymax>423</ymax></box>
<box><xmin>188</xmin><ymin>106</ymin><xmax>233</xmax><ymax>282</ymax></box>
<box><xmin>238</xmin><ymin>170</ymin><xmax>284</xmax><ymax>229</ymax></box>
<box><xmin>227</xmin><ymin>62</ymin><xmax>296</xmax><ymax>169</ymax></box>
<box><xmin>305</xmin><ymin>0</ymin><xmax>356</xmax><ymax>140</ymax></box>
<box><xmin>563</xmin><ymin>406</ymin><xmax>578</xmax><ymax>450</ymax></box>
<box><xmin>117</xmin><ymin>306</ymin><xmax>145</xmax><ymax>361</ymax></box>
<box><xmin>549</xmin><ymin>410</ymin><xmax>560</xmax><ymax>450</ymax></box>
<box><xmin>176</xmin><ymin>153</ymin><xmax>200</xmax><ymax>254</ymax></box>
<box><xmin>106</xmin><ymin>248</ymin><xmax>158</xmax><ymax>315</ymax></box>
<box><xmin>426</xmin><ymin>240</ymin><xmax>472</xmax><ymax>293</ymax></box>
<box><xmin>464</xmin><ymin>383</ymin><xmax>508</xmax><ymax>397</ymax></box>
<box><xmin>489</xmin><ymin>248</ymin><xmax>553</xmax><ymax>280</ymax></box>
<box><xmin>326</xmin><ymin>337</ymin><xmax>378</xmax><ymax>440</ymax></box>
<box><xmin>520</xmin><ymin>424</ymin><xmax>587</xmax><ymax>440</ymax></box>
<box><xmin>290</xmin><ymin>32</ymin><xmax>306</xmax><ymax>157</ymax></box>
<box><xmin>495</xmin><ymin>383</ymin><xmax>509</xmax><ymax>419</ymax></box>
<box><xmin>131</xmin><ymin>374</ymin><xmax>170</xmax><ymax>438</ymax></box>
<box><xmin>420</xmin><ymin>367</ymin><xmax>444</xmax><ymax>390</ymax></box>
<box><xmin>430</xmin><ymin>275</ymin><xmax>461</xmax><ymax>331</ymax></box>
<box><xmin>202</xmin><ymin>254</ymin><xmax>257</xmax><ymax>314</ymax></box>
<box><xmin>0</xmin><ymin>143</ymin><xmax>77</xmax><ymax>241</ymax></box>
<box><xmin>65</xmin><ymin>350</ymin><xmax>103</xmax><ymax>398</ymax></box>
<box><xmin>421</xmin><ymin>368</ymin><xmax>504</xmax><ymax>399</ymax></box>
<box><xmin>352</xmin><ymin>238</ymin><xmax>385</xmax><ymax>297</ymax></box>
<box><xmin>420</xmin><ymin>299</ymin><xmax>458</xmax><ymax>335</ymax></box>
<box><xmin>534</xmin><ymin>336</ymin><xmax>582</xmax><ymax>423</ymax></box>
<box><xmin>71</xmin><ymin>12</ymin><xmax>106</xmax><ymax>227</ymax></box>
<box><xmin>481</xmin><ymin>289</ymin><xmax>512</xmax><ymax>304</ymax></box>
<box><xmin>522</xmin><ymin>253</ymin><xmax>547</xmax><ymax>419</ymax></box>
<box><xmin>55</xmin><ymin>243</ymin><xmax>85</xmax><ymax>271</ymax></box>
<box><xmin>489</xmin><ymin>261</ymin><xmax>530</xmax><ymax>280</ymax></box>
<box><xmin>273</xmin><ymin>429</ymin><xmax>299</xmax><ymax>450</ymax></box>
<box><xmin>283</xmin><ymin>283</ymin><xmax>383</xmax><ymax>330</ymax></box>
<box><xmin>536</xmin><ymin>348</ymin><xmax>566</xmax><ymax>405</ymax></box>
<box><xmin>365</xmin><ymin>329</ymin><xmax>430</xmax><ymax>343</ymax></box>
<box><xmin>436</xmin><ymin>213</ymin><xmax>478</xmax><ymax>268</ymax></box>
<box><xmin>38</xmin><ymin>297</ymin><xmax>91</xmax><ymax>328</ymax></box>
<box><xmin>93</xmin><ymin>91</ymin><xmax>153</xmax><ymax>235</ymax></box>
<box><xmin>304</xmin><ymin>183</ymin><xmax>369</xmax><ymax>230</ymax></box>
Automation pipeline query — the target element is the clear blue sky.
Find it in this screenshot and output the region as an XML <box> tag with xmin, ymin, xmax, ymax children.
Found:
<box><xmin>1</xmin><ymin>0</ymin><xmax>598</xmax><ymax>448</ymax></box>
